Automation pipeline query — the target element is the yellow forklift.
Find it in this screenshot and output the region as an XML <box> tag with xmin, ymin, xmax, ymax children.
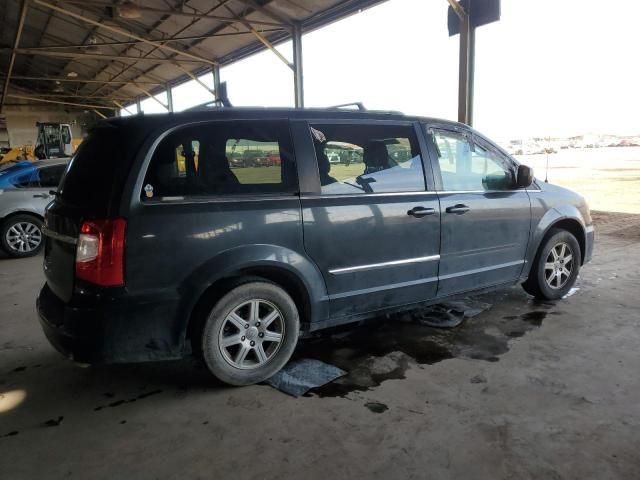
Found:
<box><xmin>0</xmin><ymin>122</ymin><xmax>75</xmax><ymax>165</ymax></box>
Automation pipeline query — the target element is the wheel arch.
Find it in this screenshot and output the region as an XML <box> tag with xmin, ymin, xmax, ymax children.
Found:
<box><xmin>1</xmin><ymin>210</ymin><xmax>44</xmax><ymax>223</ymax></box>
<box><xmin>546</xmin><ymin>218</ymin><xmax>586</xmax><ymax>265</ymax></box>
<box><xmin>524</xmin><ymin>209</ymin><xmax>587</xmax><ymax>280</ymax></box>
<box><xmin>178</xmin><ymin>244</ymin><xmax>329</xmax><ymax>350</ymax></box>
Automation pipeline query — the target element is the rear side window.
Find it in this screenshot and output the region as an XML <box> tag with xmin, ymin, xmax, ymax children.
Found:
<box><xmin>142</xmin><ymin>120</ymin><xmax>295</xmax><ymax>200</ymax></box>
<box><xmin>59</xmin><ymin>126</ymin><xmax>121</xmax><ymax>207</ymax></box>
<box><xmin>38</xmin><ymin>165</ymin><xmax>67</xmax><ymax>188</ymax></box>
<box><xmin>10</xmin><ymin>170</ymin><xmax>39</xmax><ymax>188</ymax></box>
<box><xmin>309</xmin><ymin>123</ymin><xmax>425</xmax><ymax>195</ymax></box>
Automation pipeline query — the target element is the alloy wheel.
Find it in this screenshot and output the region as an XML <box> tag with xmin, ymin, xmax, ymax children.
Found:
<box><xmin>544</xmin><ymin>241</ymin><xmax>574</xmax><ymax>289</ymax></box>
<box><xmin>218</xmin><ymin>299</ymin><xmax>285</xmax><ymax>370</ymax></box>
<box><xmin>5</xmin><ymin>221</ymin><xmax>42</xmax><ymax>253</ymax></box>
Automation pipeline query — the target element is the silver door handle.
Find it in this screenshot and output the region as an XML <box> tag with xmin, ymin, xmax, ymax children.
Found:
<box><xmin>407</xmin><ymin>206</ymin><xmax>436</xmax><ymax>218</ymax></box>
<box><xmin>445</xmin><ymin>204</ymin><xmax>470</xmax><ymax>214</ymax></box>
<box><xmin>33</xmin><ymin>193</ymin><xmax>50</xmax><ymax>199</ymax></box>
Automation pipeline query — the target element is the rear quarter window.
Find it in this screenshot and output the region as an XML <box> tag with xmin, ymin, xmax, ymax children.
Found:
<box><xmin>141</xmin><ymin>120</ymin><xmax>296</xmax><ymax>200</ymax></box>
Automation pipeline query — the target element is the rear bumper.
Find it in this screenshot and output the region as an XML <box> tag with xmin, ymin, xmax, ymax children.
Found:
<box><xmin>37</xmin><ymin>283</ymin><xmax>185</xmax><ymax>364</ymax></box>
<box><xmin>37</xmin><ymin>284</ymin><xmax>105</xmax><ymax>363</ymax></box>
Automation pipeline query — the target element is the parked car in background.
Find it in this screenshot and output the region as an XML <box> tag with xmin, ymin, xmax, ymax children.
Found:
<box><xmin>267</xmin><ymin>151</ymin><xmax>281</xmax><ymax>166</ymax></box>
<box><xmin>228</xmin><ymin>154</ymin><xmax>245</xmax><ymax>168</ymax></box>
<box><xmin>254</xmin><ymin>155</ymin><xmax>272</xmax><ymax>167</ymax></box>
<box><xmin>0</xmin><ymin>160</ymin><xmax>36</xmax><ymax>188</ymax></box>
<box><xmin>37</xmin><ymin>109</ymin><xmax>593</xmax><ymax>387</ymax></box>
<box><xmin>1</xmin><ymin>159</ymin><xmax>68</xmax><ymax>257</ymax></box>
<box><xmin>241</xmin><ymin>150</ymin><xmax>262</xmax><ymax>167</ymax></box>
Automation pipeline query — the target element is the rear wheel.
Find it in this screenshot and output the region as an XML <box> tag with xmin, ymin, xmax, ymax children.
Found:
<box><xmin>523</xmin><ymin>228</ymin><xmax>581</xmax><ymax>300</ymax></box>
<box><xmin>1</xmin><ymin>214</ymin><xmax>44</xmax><ymax>258</ymax></box>
<box><xmin>199</xmin><ymin>281</ymin><xmax>300</xmax><ymax>386</ymax></box>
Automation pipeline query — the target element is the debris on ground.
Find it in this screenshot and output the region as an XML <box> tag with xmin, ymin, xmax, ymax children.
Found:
<box><xmin>396</xmin><ymin>298</ymin><xmax>493</xmax><ymax>328</ymax></box>
<box><xmin>265</xmin><ymin>358</ymin><xmax>346</xmax><ymax>397</ymax></box>
<box><xmin>364</xmin><ymin>402</ymin><xmax>389</xmax><ymax>413</ymax></box>
<box><xmin>470</xmin><ymin>374</ymin><xmax>488</xmax><ymax>384</ymax></box>
<box><xmin>563</xmin><ymin>287</ymin><xmax>580</xmax><ymax>299</ymax></box>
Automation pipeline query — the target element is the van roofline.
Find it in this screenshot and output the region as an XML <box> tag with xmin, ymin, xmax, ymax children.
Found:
<box><xmin>106</xmin><ymin>107</ymin><xmax>468</xmax><ymax>130</ymax></box>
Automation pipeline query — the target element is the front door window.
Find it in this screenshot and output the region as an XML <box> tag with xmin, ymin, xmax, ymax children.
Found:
<box><xmin>432</xmin><ymin>130</ymin><xmax>515</xmax><ymax>191</ymax></box>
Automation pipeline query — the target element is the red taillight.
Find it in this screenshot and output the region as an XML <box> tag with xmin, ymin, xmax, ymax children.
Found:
<box><xmin>75</xmin><ymin>218</ymin><xmax>126</xmax><ymax>287</ymax></box>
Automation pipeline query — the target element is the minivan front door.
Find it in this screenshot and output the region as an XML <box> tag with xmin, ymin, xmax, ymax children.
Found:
<box><xmin>293</xmin><ymin>121</ymin><xmax>441</xmax><ymax>321</ymax></box>
<box><xmin>426</xmin><ymin>126</ymin><xmax>531</xmax><ymax>296</ymax></box>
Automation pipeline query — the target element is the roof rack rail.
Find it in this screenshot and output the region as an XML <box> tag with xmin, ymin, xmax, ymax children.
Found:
<box><xmin>329</xmin><ymin>102</ymin><xmax>366</xmax><ymax>111</ymax></box>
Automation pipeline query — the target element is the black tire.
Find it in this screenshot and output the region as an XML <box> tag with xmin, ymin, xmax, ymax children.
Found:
<box><xmin>199</xmin><ymin>281</ymin><xmax>299</xmax><ymax>386</ymax></box>
<box><xmin>1</xmin><ymin>214</ymin><xmax>44</xmax><ymax>258</ymax></box>
<box><xmin>522</xmin><ymin>228</ymin><xmax>581</xmax><ymax>300</ymax></box>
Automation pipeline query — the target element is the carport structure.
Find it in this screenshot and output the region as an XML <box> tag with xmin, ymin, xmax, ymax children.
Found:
<box><xmin>1</xmin><ymin>0</ymin><xmax>490</xmax><ymax>122</ymax></box>
<box><xmin>0</xmin><ymin>0</ymin><xmax>383</xmax><ymax>118</ymax></box>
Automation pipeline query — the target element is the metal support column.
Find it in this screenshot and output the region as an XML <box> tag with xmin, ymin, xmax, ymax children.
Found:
<box><xmin>457</xmin><ymin>13</ymin><xmax>473</xmax><ymax>125</ymax></box>
<box><xmin>136</xmin><ymin>97</ymin><xmax>141</xmax><ymax>114</ymax></box>
<box><xmin>212</xmin><ymin>65</ymin><xmax>221</xmax><ymax>103</ymax></box>
<box><xmin>467</xmin><ymin>25</ymin><xmax>475</xmax><ymax>125</ymax></box>
<box><xmin>166</xmin><ymin>83</ymin><xmax>173</xmax><ymax>112</ymax></box>
<box><xmin>292</xmin><ymin>22</ymin><xmax>304</xmax><ymax>108</ymax></box>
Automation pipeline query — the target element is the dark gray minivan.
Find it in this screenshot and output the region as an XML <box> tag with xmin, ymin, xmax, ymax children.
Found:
<box><xmin>38</xmin><ymin>108</ymin><xmax>594</xmax><ymax>385</ymax></box>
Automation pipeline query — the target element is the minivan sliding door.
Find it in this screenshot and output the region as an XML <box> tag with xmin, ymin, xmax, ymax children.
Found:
<box><xmin>292</xmin><ymin>120</ymin><xmax>441</xmax><ymax>321</ymax></box>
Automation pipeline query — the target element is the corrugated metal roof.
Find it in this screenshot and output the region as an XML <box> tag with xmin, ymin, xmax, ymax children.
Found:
<box><xmin>0</xmin><ymin>0</ymin><xmax>386</xmax><ymax>111</ymax></box>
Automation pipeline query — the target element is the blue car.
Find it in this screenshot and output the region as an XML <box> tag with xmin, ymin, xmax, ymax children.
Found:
<box><xmin>0</xmin><ymin>161</ymin><xmax>38</xmax><ymax>189</ymax></box>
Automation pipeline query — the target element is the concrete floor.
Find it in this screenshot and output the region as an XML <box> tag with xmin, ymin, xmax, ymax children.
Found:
<box><xmin>1</xmin><ymin>211</ymin><xmax>639</xmax><ymax>479</ymax></box>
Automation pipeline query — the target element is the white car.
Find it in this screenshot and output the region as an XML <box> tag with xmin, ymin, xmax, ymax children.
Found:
<box><xmin>0</xmin><ymin>159</ymin><xmax>68</xmax><ymax>257</ymax></box>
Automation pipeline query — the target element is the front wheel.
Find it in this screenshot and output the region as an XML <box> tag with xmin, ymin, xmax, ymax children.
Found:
<box><xmin>523</xmin><ymin>228</ymin><xmax>581</xmax><ymax>300</ymax></box>
<box><xmin>199</xmin><ymin>281</ymin><xmax>300</xmax><ymax>386</ymax></box>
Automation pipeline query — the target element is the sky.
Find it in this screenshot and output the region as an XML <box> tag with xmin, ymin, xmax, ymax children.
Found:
<box><xmin>130</xmin><ymin>0</ymin><xmax>639</xmax><ymax>140</ymax></box>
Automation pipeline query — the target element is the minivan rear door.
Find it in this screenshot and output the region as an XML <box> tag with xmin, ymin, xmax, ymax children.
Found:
<box><xmin>43</xmin><ymin>124</ymin><xmax>128</xmax><ymax>302</ymax></box>
<box><xmin>293</xmin><ymin>120</ymin><xmax>441</xmax><ymax>320</ymax></box>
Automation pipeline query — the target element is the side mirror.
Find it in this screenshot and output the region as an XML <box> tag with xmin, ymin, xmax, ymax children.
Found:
<box><xmin>515</xmin><ymin>164</ymin><xmax>534</xmax><ymax>188</ymax></box>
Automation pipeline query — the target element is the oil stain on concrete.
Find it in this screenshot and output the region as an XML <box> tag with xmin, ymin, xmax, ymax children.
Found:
<box><xmin>298</xmin><ymin>290</ymin><xmax>560</xmax><ymax>397</ymax></box>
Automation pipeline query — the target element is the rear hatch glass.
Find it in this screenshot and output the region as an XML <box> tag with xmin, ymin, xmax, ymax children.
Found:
<box><xmin>44</xmin><ymin>123</ymin><xmax>131</xmax><ymax>302</ymax></box>
<box><xmin>58</xmin><ymin>124</ymin><xmax>122</xmax><ymax>212</ymax></box>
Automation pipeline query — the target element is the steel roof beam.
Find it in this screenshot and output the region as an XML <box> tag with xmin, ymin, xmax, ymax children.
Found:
<box><xmin>113</xmin><ymin>100</ymin><xmax>134</xmax><ymax>115</ymax></box>
<box><xmin>5</xmin><ymin>92</ymin><xmax>132</xmax><ymax>101</ymax></box>
<box><xmin>59</xmin><ymin>0</ymin><xmax>289</xmax><ymax>29</ymax></box>
<box><xmin>134</xmin><ymin>85</ymin><xmax>169</xmax><ymax>111</ymax></box>
<box><xmin>1</xmin><ymin>0</ymin><xmax>29</xmax><ymax>113</ymax></box>
<box><xmin>15</xmin><ymin>48</ymin><xmax>211</xmax><ymax>65</ymax></box>
<box><xmin>236</xmin><ymin>0</ymin><xmax>294</xmax><ymax>28</ymax></box>
<box><xmin>86</xmin><ymin>0</ymin><xmax>224</xmax><ymax>98</ymax></box>
<box><xmin>223</xmin><ymin>3</ymin><xmax>293</xmax><ymax>69</ymax></box>
<box><xmin>6</xmin><ymin>75</ymin><xmax>162</xmax><ymax>85</ymax></box>
<box><xmin>33</xmin><ymin>0</ymin><xmax>218</xmax><ymax>66</ymax></box>
<box><xmin>6</xmin><ymin>94</ymin><xmax>118</xmax><ymax>110</ymax></box>
<box><xmin>172</xmin><ymin>64</ymin><xmax>216</xmax><ymax>97</ymax></box>
<box><xmin>10</xmin><ymin>29</ymin><xmax>284</xmax><ymax>51</ymax></box>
